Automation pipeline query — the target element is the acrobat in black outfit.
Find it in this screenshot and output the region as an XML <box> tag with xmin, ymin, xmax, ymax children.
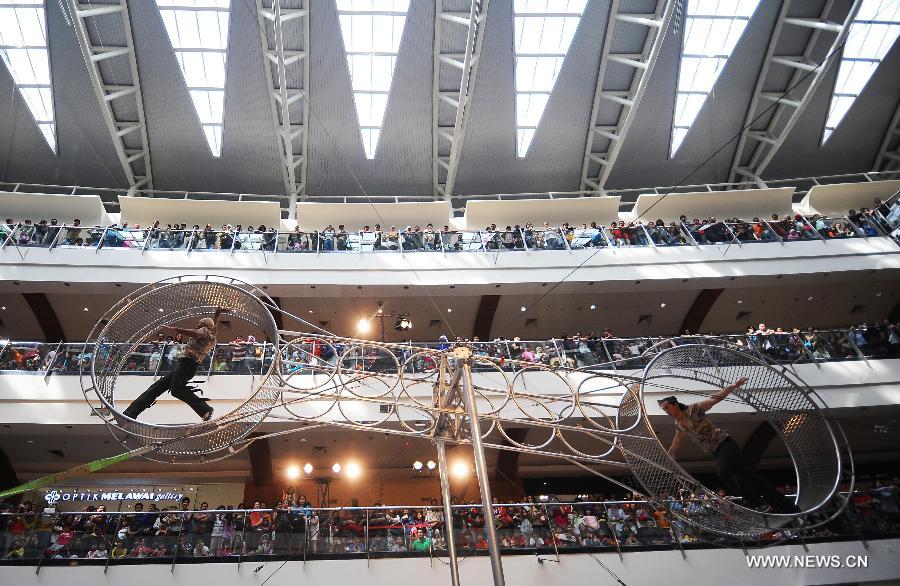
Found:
<box><xmin>123</xmin><ymin>308</ymin><xmax>227</xmax><ymax>421</ymax></box>
<box><xmin>660</xmin><ymin>377</ymin><xmax>800</xmax><ymax>514</ymax></box>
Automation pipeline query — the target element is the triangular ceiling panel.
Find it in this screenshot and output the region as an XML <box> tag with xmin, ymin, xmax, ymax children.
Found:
<box><xmin>513</xmin><ymin>0</ymin><xmax>586</xmax><ymax>158</ymax></box>
<box><xmin>671</xmin><ymin>0</ymin><xmax>761</xmax><ymax>157</ymax></box>
<box><xmin>155</xmin><ymin>0</ymin><xmax>230</xmax><ymax>157</ymax></box>
<box><xmin>336</xmin><ymin>0</ymin><xmax>409</xmax><ymax>159</ymax></box>
<box><xmin>0</xmin><ymin>0</ymin><xmax>56</xmax><ymax>153</ymax></box>
<box><xmin>822</xmin><ymin>0</ymin><xmax>900</xmax><ymax>143</ymax></box>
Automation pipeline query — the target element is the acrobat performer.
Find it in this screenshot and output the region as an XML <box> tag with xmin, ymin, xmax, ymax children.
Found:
<box><xmin>659</xmin><ymin>377</ymin><xmax>800</xmax><ymax>514</ymax></box>
<box><xmin>123</xmin><ymin>308</ymin><xmax>228</xmax><ymax>421</ymax></box>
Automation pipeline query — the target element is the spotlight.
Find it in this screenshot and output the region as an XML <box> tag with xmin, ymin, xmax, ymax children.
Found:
<box><xmin>589</xmin><ymin>304</ymin><xmax>596</xmax><ymax>310</ymax></box>
<box><xmin>413</xmin><ymin>460</ymin><xmax>423</xmax><ymax>471</ymax></box>
<box><xmin>660</xmin><ymin>302</ymin><xmax>666</xmax><ymax>308</ymax></box>
<box><xmin>357</xmin><ymin>318</ymin><xmax>371</xmax><ymax>334</ymax></box>
<box><xmin>447</xmin><ymin>308</ymin><xmax>452</xmax><ymax>313</ymax></box>
<box><xmin>394</xmin><ymin>314</ymin><xmax>412</xmax><ymax>331</ymax></box>
<box><xmin>346</xmin><ymin>462</ymin><xmax>361</xmax><ymax>479</ymax></box>
<box><xmin>426</xmin><ymin>460</ymin><xmax>436</xmax><ymax>470</ymax></box>
<box><xmin>286</xmin><ymin>465</ymin><xmax>300</xmax><ymax>480</ymax></box>
<box><xmin>303</xmin><ymin>463</ymin><xmax>313</xmax><ymax>475</ymax></box>
<box><xmin>332</xmin><ymin>462</ymin><xmax>341</xmax><ymax>474</ymax></box>
<box><xmin>520</xmin><ymin>306</ymin><xmax>527</xmax><ymax>312</ymax></box>
<box><xmin>83</xmin><ymin>307</ymin><xmax>89</xmax><ymax>312</ymax></box>
<box><xmin>451</xmin><ymin>461</ymin><xmax>469</xmax><ymax>479</ymax></box>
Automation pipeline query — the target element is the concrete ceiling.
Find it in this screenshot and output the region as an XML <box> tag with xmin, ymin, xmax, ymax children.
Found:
<box><xmin>0</xmin><ymin>0</ymin><xmax>897</xmax><ymax>199</ymax></box>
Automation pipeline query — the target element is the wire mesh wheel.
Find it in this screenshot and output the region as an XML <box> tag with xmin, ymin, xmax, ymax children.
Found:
<box><xmin>80</xmin><ymin>275</ymin><xmax>280</xmax><ymax>463</ymax></box>
<box><xmin>616</xmin><ymin>342</ymin><xmax>850</xmax><ymax>539</ymax></box>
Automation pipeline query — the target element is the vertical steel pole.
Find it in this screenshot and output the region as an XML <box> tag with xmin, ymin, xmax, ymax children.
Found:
<box><xmin>436</xmin><ymin>440</ymin><xmax>461</xmax><ymax>586</ymax></box>
<box><xmin>459</xmin><ymin>358</ymin><xmax>505</xmax><ymax>586</ymax></box>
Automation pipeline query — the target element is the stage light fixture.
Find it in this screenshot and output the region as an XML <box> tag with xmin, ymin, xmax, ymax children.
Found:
<box><xmin>332</xmin><ymin>462</ymin><xmax>341</xmax><ymax>474</ymax></box>
<box><xmin>303</xmin><ymin>463</ymin><xmax>313</xmax><ymax>475</ymax></box>
<box><xmin>413</xmin><ymin>460</ymin><xmax>423</xmax><ymax>471</ymax></box>
<box><xmin>426</xmin><ymin>460</ymin><xmax>436</xmax><ymax>470</ymax></box>
<box><xmin>346</xmin><ymin>462</ymin><xmax>361</xmax><ymax>479</ymax></box>
<box><xmin>451</xmin><ymin>461</ymin><xmax>469</xmax><ymax>478</ymax></box>
<box><xmin>286</xmin><ymin>465</ymin><xmax>300</xmax><ymax>480</ymax></box>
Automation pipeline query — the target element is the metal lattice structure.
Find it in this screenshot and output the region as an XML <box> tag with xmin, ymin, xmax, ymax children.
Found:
<box><xmin>579</xmin><ymin>0</ymin><xmax>673</xmax><ymax>192</ymax></box>
<box><xmin>64</xmin><ymin>0</ymin><xmax>153</xmax><ymax>190</ymax></box>
<box><xmin>875</xmin><ymin>97</ymin><xmax>900</xmax><ymax>174</ymax></box>
<box><xmin>81</xmin><ymin>278</ymin><xmax>851</xmax><ymax>546</ymax></box>
<box><xmin>256</xmin><ymin>0</ymin><xmax>310</xmax><ymax>216</ymax></box>
<box><xmin>619</xmin><ymin>344</ymin><xmax>848</xmax><ymax>538</ymax></box>
<box><xmin>729</xmin><ymin>0</ymin><xmax>863</xmax><ymax>186</ymax></box>
<box><xmin>432</xmin><ymin>0</ymin><xmax>490</xmax><ymax>201</ymax></box>
<box><xmin>81</xmin><ymin>276</ymin><xmax>280</xmax><ymax>462</ymax></box>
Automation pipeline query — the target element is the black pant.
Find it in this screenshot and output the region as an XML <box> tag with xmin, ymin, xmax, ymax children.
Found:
<box><xmin>124</xmin><ymin>357</ymin><xmax>210</xmax><ymax>419</ymax></box>
<box><xmin>714</xmin><ymin>437</ymin><xmax>798</xmax><ymax>512</ymax></box>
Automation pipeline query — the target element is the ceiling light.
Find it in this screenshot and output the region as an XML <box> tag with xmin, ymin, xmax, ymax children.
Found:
<box><xmin>308</xmin><ymin>310</ymin><xmax>313</xmax><ymax>314</ymax></box>
<box><xmin>520</xmin><ymin>306</ymin><xmax>527</xmax><ymax>312</ymax></box>
<box><xmin>83</xmin><ymin>307</ymin><xmax>89</xmax><ymax>312</ymax></box>
<box><xmin>660</xmin><ymin>302</ymin><xmax>666</xmax><ymax>308</ymax></box>
<box><xmin>737</xmin><ymin>300</ymin><xmax>743</xmax><ymax>304</ymax></box>
<box><xmin>447</xmin><ymin>308</ymin><xmax>452</xmax><ymax>313</ymax></box>
<box><xmin>807</xmin><ymin>296</ymin><xmax>814</xmax><ymax>301</ymax></box>
<box><xmin>451</xmin><ymin>461</ymin><xmax>469</xmax><ymax>479</ymax></box>
<box><xmin>426</xmin><ymin>460</ymin><xmax>436</xmax><ymax>470</ymax></box>
<box><xmin>332</xmin><ymin>462</ymin><xmax>341</xmax><ymax>474</ymax></box>
<box><xmin>286</xmin><ymin>465</ymin><xmax>300</xmax><ymax>480</ymax></box>
<box><xmin>0</xmin><ymin>306</ymin><xmax>5</xmax><ymax>311</ymax></box>
<box><xmin>413</xmin><ymin>460</ymin><xmax>423</xmax><ymax>471</ymax></box>
<box><xmin>303</xmin><ymin>463</ymin><xmax>313</xmax><ymax>475</ymax></box>
<box><xmin>589</xmin><ymin>304</ymin><xmax>596</xmax><ymax>310</ymax></box>
<box><xmin>876</xmin><ymin>292</ymin><xmax>883</xmax><ymax>297</ymax></box>
<box><xmin>357</xmin><ymin>318</ymin><xmax>371</xmax><ymax>334</ymax></box>
<box><xmin>345</xmin><ymin>462</ymin><xmax>361</xmax><ymax>479</ymax></box>
<box><xmin>377</xmin><ymin>307</ymin><xmax>383</xmax><ymax>314</ymax></box>
<box><xmin>158</xmin><ymin>308</ymin><xmax>164</xmax><ymax>313</ymax></box>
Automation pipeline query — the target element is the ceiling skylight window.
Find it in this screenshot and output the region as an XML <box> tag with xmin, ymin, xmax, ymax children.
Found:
<box><xmin>155</xmin><ymin>0</ymin><xmax>230</xmax><ymax>157</ymax></box>
<box><xmin>0</xmin><ymin>1</ymin><xmax>56</xmax><ymax>153</ymax></box>
<box><xmin>336</xmin><ymin>0</ymin><xmax>409</xmax><ymax>159</ymax></box>
<box><xmin>513</xmin><ymin>0</ymin><xmax>586</xmax><ymax>157</ymax></box>
<box><xmin>671</xmin><ymin>0</ymin><xmax>761</xmax><ymax>156</ymax></box>
<box><xmin>822</xmin><ymin>0</ymin><xmax>900</xmax><ymax>143</ymax></box>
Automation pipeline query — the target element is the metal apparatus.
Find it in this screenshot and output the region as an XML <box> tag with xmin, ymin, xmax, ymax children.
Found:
<box><xmin>81</xmin><ymin>276</ymin><xmax>853</xmax><ymax>583</ymax></box>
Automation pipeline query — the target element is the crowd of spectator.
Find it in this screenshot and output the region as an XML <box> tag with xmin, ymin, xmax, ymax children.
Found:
<box><xmin>0</xmin><ymin>318</ymin><xmax>896</xmax><ymax>376</ymax></box>
<box><xmin>0</xmin><ymin>196</ymin><xmax>893</xmax><ymax>253</ymax></box>
<box><xmin>2</xmin><ymin>480</ymin><xmax>897</xmax><ymax>561</ymax></box>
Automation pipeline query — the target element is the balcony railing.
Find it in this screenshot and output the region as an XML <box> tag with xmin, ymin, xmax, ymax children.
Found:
<box><xmin>0</xmin><ymin>327</ymin><xmax>887</xmax><ymax>380</ymax></box>
<box><xmin>0</xmin><ymin>211</ymin><xmax>893</xmax><ymax>257</ymax></box>
<box><xmin>1</xmin><ymin>492</ymin><xmax>896</xmax><ymax>564</ymax></box>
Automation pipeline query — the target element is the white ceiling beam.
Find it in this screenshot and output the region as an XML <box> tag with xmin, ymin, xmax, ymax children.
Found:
<box><xmin>580</xmin><ymin>0</ymin><xmax>675</xmax><ymax>192</ymax></box>
<box><xmin>729</xmin><ymin>0</ymin><xmax>864</xmax><ymax>184</ymax></box>
<box><xmin>432</xmin><ymin>0</ymin><xmax>491</xmax><ymax>203</ymax></box>
<box><xmin>64</xmin><ymin>0</ymin><xmax>153</xmax><ymax>190</ymax></box>
<box><xmin>256</xmin><ymin>0</ymin><xmax>309</xmax><ymax>218</ymax></box>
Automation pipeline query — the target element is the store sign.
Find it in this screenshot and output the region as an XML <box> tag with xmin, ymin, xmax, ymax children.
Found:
<box><xmin>44</xmin><ymin>490</ymin><xmax>184</xmax><ymax>506</ymax></box>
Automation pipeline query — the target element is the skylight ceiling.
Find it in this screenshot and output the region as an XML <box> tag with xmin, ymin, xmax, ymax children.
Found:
<box><xmin>156</xmin><ymin>0</ymin><xmax>230</xmax><ymax>157</ymax></box>
<box><xmin>823</xmin><ymin>0</ymin><xmax>900</xmax><ymax>144</ymax></box>
<box><xmin>0</xmin><ymin>1</ymin><xmax>56</xmax><ymax>153</ymax></box>
<box><xmin>671</xmin><ymin>0</ymin><xmax>761</xmax><ymax>156</ymax></box>
<box><xmin>337</xmin><ymin>0</ymin><xmax>409</xmax><ymax>159</ymax></box>
<box><xmin>513</xmin><ymin>0</ymin><xmax>586</xmax><ymax>158</ymax></box>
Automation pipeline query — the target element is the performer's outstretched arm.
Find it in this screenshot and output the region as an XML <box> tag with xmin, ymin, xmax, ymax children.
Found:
<box><xmin>668</xmin><ymin>429</ymin><xmax>685</xmax><ymax>457</ymax></box>
<box><xmin>697</xmin><ymin>376</ymin><xmax>748</xmax><ymax>412</ymax></box>
<box><xmin>160</xmin><ymin>307</ymin><xmax>229</xmax><ymax>339</ymax></box>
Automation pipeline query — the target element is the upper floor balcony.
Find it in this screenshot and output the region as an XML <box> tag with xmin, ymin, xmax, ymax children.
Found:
<box><xmin>0</xmin><ymin>174</ymin><xmax>898</xmax><ymax>289</ymax></box>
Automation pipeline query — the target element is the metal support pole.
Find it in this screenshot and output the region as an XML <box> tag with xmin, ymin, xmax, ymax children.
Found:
<box><xmin>459</xmin><ymin>357</ymin><xmax>505</xmax><ymax>586</ymax></box>
<box><xmin>436</xmin><ymin>440</ymin><xmax>461</xmax><ymax>586</ymax></box>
